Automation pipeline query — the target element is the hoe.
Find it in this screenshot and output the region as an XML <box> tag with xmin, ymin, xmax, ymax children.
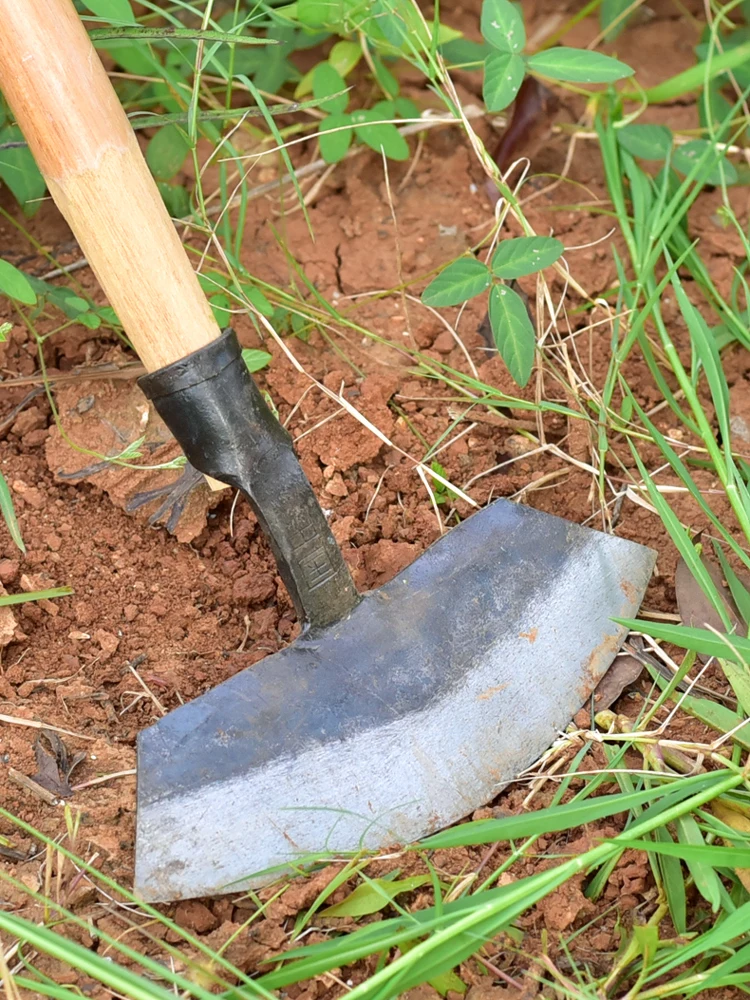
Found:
<box><xmin>0</xmin><ymin>0</ymin><xmax>655</xmax><ymax>902</ymax></box>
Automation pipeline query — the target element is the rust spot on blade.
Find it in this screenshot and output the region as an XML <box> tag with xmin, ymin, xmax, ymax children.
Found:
<box><xmin>477</xmin><ymin>683</ymin><xmax>509</xmax><ymax>701</ymax></box>
<box><xmin>620</xmin><ymin>579</ymin><xmax>637</xmax><ymax>603</ymax></box>
<box><xmin>518</xmin><ymin>628</ymin><xmax>538</xmax><ymax>643</ymax></box>
<box><xmin>578</xmin><ymin>632</ymin><xmax>622</xmax><ymax>703</ymax></box>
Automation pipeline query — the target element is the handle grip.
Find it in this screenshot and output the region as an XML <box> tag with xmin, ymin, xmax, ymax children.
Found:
<box><xmin>0</xmin><ymin>0</ymin><xmax>220</xmax><ymax>373</ymax></box>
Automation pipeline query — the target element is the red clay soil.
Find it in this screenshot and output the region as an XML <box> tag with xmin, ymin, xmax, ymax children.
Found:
<box><xmin>1</xmin><ymin>0</ymin><xmax>748</xmax><ymax>996</ymax></box>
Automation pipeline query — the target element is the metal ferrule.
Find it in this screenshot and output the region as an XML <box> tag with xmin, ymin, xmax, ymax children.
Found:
<box><xmin>138</xmin><ymin>328</ymin><xmax>360</xmax><ymax>629</ymax></box>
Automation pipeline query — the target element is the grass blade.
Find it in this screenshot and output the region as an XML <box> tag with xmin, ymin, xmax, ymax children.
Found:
<box><xmin>0</xmin><ymin>470</ymin><xmax>24</xmax><ymax>552</ymax></box>
<box><xmin>422</xmin><ymin>772</ymin><xmax>725</xmax><ymax>848</ymax></box>
<box><xmin>0</xmin><ymin>587</ymin><xmax>73</xmax><ymax>606</ymax></box>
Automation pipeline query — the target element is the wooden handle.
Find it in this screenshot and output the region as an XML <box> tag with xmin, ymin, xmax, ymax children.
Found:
<box><xmin>0</xmin><ymin>0</ymin><xmax>222</xmax><ymax>373</ymax></box>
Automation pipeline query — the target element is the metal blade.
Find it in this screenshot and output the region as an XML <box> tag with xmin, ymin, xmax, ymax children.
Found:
<box><xmin>135</xmin><ymin>498</ymin><xmax>655</xmax><ymax>901</ymax></box>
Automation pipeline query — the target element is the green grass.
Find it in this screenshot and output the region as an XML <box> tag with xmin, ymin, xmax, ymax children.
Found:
<box><xmin>3</xmin><ymin>0</ymin><xmax>750</xmax><ymax>996</ymax></box>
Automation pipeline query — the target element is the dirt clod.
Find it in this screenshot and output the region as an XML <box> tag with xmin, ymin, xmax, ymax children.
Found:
<box><xmin>0</xmin><ymin>558</ymin><xmax>19</xmax><ymax>584</ymax></box>
<box><xmin>173</xmin><ymin>899</ymin><xmax>219</xmax><ymax>934</ymax></box>
<box><xmin>537</xmin><ymin>876</ymin><xmax>595</xmax><ymax>932</ymax></box>
<box><xmin>93</xmin><ymin>629</ymin><xmax>119</xmax><ymax>661</ymax></box>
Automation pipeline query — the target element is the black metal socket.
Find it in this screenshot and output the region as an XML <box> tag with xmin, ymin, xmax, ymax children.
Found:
<box><xmin>138</xmin><ymin>328</ymin><xmax>360</xmax><ymax>629</ymax></box>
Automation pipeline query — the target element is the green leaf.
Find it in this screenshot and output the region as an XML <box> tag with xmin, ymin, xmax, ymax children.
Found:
<box><xmin>369</xmin><ymin>0</ymin><xmax>458</xmax><ymax>55</ymax></box>
<box><xmin>297</xmin><ymin>0</ymin><xmax>340</xmax><ymax>26</ymax></box>
<box><xmin>352</xmin><ymin>110</ymin><xmax>409</xmax><ymax>160</ymax></box>
<box><xmin>674</xmin><ymin>815</ymin><xmax>723</xmax><ymax>912</ymax></box>
<box><xmin>0</xmin><ymin>259</ymin><xmax>36</xmax><ymax>305</ymax></box>
<box><xmin>480</xmin><ymin>0</ymin><xmax>525</xmax><ymax>53</ymax></box>
<box><xmin>0</xmin><ymin>587</ymin><xmax>72</xmax><ymax>607</ymax></box>
<box><xmin>0</xmin><ymin>125</ymin><xmax>46</xmax><ymax>217</ymax></box>
<box><xmin>59</xmin><ymin>294</ymin><xmax>89</xmax><ymax>314</ymax></box>
<box><xmin>421</xmin><ymin>256</ymin><xmax>491</xmax><ymax>307</ymax></box>
<box><xmin>527</xmin><ymin>47</ymin><xmax>634</xmax><ymax>83</ymax></box>
<box><xmin>441</xmin><ymin>37</ymin><xmax>492</xmax><ymax>69</ymax></box>
<box><xmin>616</xmin><ymin>618</ymin><xmax>750</xmax><ymax>665</ymax></box>
<box><xmin>157</xmin><ymin>181</ymin><xmax>191</xmax><ymax>219</ymax></box>
<box><xmin>399</xmin><ymin>939</ymin><xmax>467</xmax><ymax>996</ymax></box>
<box><xmin>373</xmin><ymin>56</ymin><xmax>400</xmax><ymax>98</ymax></box>
<box><xmin>328</xmin><ymin>40</ymin><xmax>362</xmax><ymax>79</ymax></box>
<box><xmin>197</xmin><ymin>272</ymin><xmax>230</xmax><ymax>293</ymax></box>
<box><xmin>0</xmin><ymin>471</ymin><xmax>24</xmax><ymax>553</ymax></box>
<box><xmin>318</xmin><ymin>113</ymin><xmax>354</xmax><ymax>163</ymax></box>
<box><xmin>654</xmin><ymin>825</ymin><xmax>687</xmax><ymax>934</ymax></box>
<box><xmin>616</xmin><ymin>124</ymin><xmax>673</xmax><ymax>160</ymax></box>
<box><xmin>421</xmin><ymin>772</ymin><xmax>725</xmax><ymax>848</ymax></box>
<box><xmin>241</xmin><ymin>284</ymin><xmax>274</xmax><ymax>318</ymax></box>
<box><xmin>672</xmin><ymin>139</ymin><xmax>738</xmax><ymax>186</ymax></box>
<box><xmin>712</xmin><ymin>542</ymin><xmax>750</xmax><ymax>633</ymax></box>
<box><xmin>600</xmin><ymin>0</ymin><xmax>635</xmax><ymax>40</ymax></box>
<box><xmin>722</xmin><ymin>660</ymin><xmax>750</xmax><ymax>718</ymax></box>
<box><xmin>695</xmin><ymin>27</ymin><xmax>750</xmax><ymax>89</ymax></box>
<box><xmin>488</xmin><ymin>283</ymin><xmax>535</xmax><ymax>387</ymax></box>
<box><xmin>482</xmin><ymin>51</ymin><xmax>525</xmax><ymax>111</ymax></box>
<box><xmin>242</xmin><ymin>348</ymin><xmax>273</xmax><ymax>373</ymax></box>
<box><xmin>95</xmin><ymin>306</ymin><xmax>119</xmax><ymax>326</ymax></box>
<box><xmin>394</xmin><ymin>96</ymin><xmax>419</xmax><ymax>118</ymax></box>
<box><xmin>146</xmin><ymin>125</ymin><xmax>190</xmax><ymax>181</ymax></box>
<box><xmin>78</xmin><ymin>312</ymin><xmax>101</xmax><ymax>330</ymax></box>
<box><xmin>320</xmin><ymin>875</ymin><xmax>429</xmax><ymax>917</ymax></box>
<box><xmin>428</xmin><ymin>969</ymin><xmax>467</xmax><ymax>996</ymax></box>
<box><xmin>25</xmin><ymin>275</ymin><xmax>95</xmax><ymax>320</ymax></box>
<box><xmin>650</xmin><ymin>899</ymin><xmax>750</xmax><ymax>980</ymax></box>
<box><xmin>83</xmin><ymin>0</ymin><xmax>135</xmax><ymax>22</ymax></box>
<box><xmin>699</xmin><ymin>82</ymin><xmax>737</xmax><ymax>142</ymax></box>
<box><xmin>436</xmin><ymin>23</ymin><xmax>463</xmax><ymax>46</ymax></box>
<box><xmin>0</xmin><ymin>909</ymin><xmax>198</xmax><ymax>1000</ymax></box>
<box><xmin>312</xmin><ymin>62</ymin><xmax>349</xmax><ymax>115</ymax></box>
<box><xmin>101</xmin><ymin>38</ymin><xmax>154</xmax><ymax>75</ymax></box>
<box><xmin>294</xmin><ymin>65</ymin><xmax>316</xmax><ymax>100</ymax></box>
<box><xmin>491</xmin><ymin>236</ymin><xmax>563</xmax><ymax>278</ymax></box>
<box><xmin>209</xmin><ymin>293</ymin><xmax>231</xmax><ymax>328</ymax></box>
<box><xmin>254</xmin><ymin>42</ymin><xmax>299</xmax><ymax>94</ymax></box>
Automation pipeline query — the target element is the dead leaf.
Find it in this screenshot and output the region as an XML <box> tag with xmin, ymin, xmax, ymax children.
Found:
<box><xmin>32</xmin><ymin>730</ymin><xmax>86</xmax><ymax>798</ymax></box>
<box><xmin>710</xmin><ymin>800</ymin><xmax>750</xmax><ymax>893</ymax></box>
<box><xmin>675</xmin><ymin>555</ymin><xmax>742</xmax><ymax>661</ymax></box>
<box><xmin>592</xmin><ymin>654</ymin><xmax>643</xmax><ymax>711</ymax></box>
<box><xmin>44</xmin><ymin>361</ymin><xmax>221</xmax><ymax>542</ymax></box>
<box><xmin>0</xmin><ymin>843</ymin><xmax>29</xmax><ymax>862</ymax></box>
<box><xmin>730</xmin><ymin>381</ymin><xmax>750</xmax><ymax>445</ymax></box>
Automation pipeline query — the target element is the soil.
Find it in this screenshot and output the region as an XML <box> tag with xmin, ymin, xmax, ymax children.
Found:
<box><xmin>1</xmin><ymin>0</ymin><xmax>749</xmax><ymax>996</ymax></box>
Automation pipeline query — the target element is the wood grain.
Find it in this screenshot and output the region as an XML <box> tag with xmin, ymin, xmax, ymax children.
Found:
<box><xmin>0</xmin><ymin>0</ymin><xmax>222</xmax><ymax>372</ymax></box>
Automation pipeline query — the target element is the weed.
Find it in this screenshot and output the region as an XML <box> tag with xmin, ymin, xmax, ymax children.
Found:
<box><xmin>421</xmin><ymin>234</ymin><xmax>564</xmax><ymax>386</ymax></box>
<box><xmin>480</xmin><ymin>0</ymin><xmax>633</xmax><ymax>113</ymax></box>
<box><xmin>1</xmin><ymin>0</ymin><xmax>750</xmax><ymax>996</ymax></box>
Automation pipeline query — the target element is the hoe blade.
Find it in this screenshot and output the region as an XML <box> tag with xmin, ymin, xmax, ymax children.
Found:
<box><xmin>135</xmin><ymin>498</ymin><xmax>655</xmax><ymax>901</ymax></box>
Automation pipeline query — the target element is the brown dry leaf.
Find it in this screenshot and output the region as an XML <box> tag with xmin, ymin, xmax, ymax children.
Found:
<box><xmin>32</xmin><ymin>730</ymin><xmax>86</xmax><ymax>798</ymax></box>
<box><xmin>730</xmin><ymin>380</ymin><xmax>750</xmax><ymax>445</ymax></box>
<box><xmin>44</xmin><ymin>360</ymin><xmax>221</xmax><ymax>542</ymax></box>
<box><xmin>674</xmin><ymin>556</ymin><xmax>742</xmax><ymax>662</ymax></box>
<box><xmin>710</xmin><ymin>800</ymin><xmax>750</xmax><ymax>893</ymax></box>
<box><xmin>592</xmin><ymin>654</ymin><xmax>643</xmax><ymax>712</ymax></box>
